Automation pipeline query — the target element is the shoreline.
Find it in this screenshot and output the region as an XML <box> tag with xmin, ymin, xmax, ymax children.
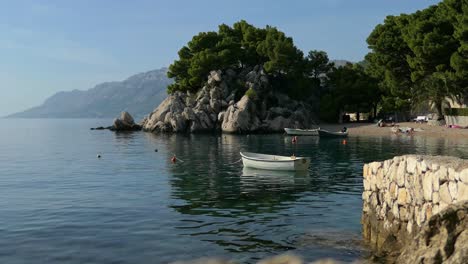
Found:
<box><xmin>318</xmin><ymin>122</ymin><xmax>468</xmax><ymax>139</ymax></box>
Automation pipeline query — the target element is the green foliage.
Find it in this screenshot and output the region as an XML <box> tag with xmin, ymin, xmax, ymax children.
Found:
<box><xmin>366</xmin><ymin>0</ymin><xmax>468</xmax><ymax>115</ymax></box>
<box><xmin>167</xmin><ymin>20</ymin><xmax>306</xmax><ymax>95</ymax></box>
<box><xmin>245</xmin><ymin>88</ymin><xmax>257</xmax><ymax>99</ymax></box>
<box><xmin>321</xmin><ymin>63</ymin><xmax>382</xmax><ymax>122</ymax></box>
<box><xmin>444</xmin><ymin>107</ymin><xmax>468</xmax><ymax>116</ymax></box>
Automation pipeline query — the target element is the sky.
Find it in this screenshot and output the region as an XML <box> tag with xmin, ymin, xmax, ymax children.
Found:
<box><xmin>0</xmin><ymin>0</ymin><xmax>441</xmax><ymax>116</ymax></box>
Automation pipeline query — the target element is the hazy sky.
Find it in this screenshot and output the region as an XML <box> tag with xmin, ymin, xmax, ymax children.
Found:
<box><xmin>0</xmin><ymin>0</ymin><xmax>440</xmax><ymax>116</ymax></box>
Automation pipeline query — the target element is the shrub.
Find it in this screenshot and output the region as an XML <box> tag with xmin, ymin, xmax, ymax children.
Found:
<box><xmin>444</xmin><ymin>108</ymin><xmax>468</xmax><ymax>116</ymax></box>
<box><xmin>245</xmin><ymin>88</ymin><xmax>257</xmax><ymax>99</ymax></box>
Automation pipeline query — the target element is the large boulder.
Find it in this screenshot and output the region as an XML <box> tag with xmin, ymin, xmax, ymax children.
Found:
<box><xmin>110</xmin><ymin>111</ymin><xmax>141</xmax><ymax>131</ymax></box>
<box><xmin>396</xmin><ymin>201</ymin><xmax>468</xmax><ymax>264</ymax></box>
<box><xmin>221</xmin><ymin>95</ymin><xmax>261</xmax><ymax>133</ymax></box>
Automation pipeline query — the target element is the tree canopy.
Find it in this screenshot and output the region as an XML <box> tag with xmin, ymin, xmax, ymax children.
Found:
<box><xmin>366</xmin><ymin>0</ymin><xmax>468</xmax><ymax>116</ymax></box>
<box><xmin>167</xmin><ymin>20</ymin><xmax>335</xmax><ymax>101</ymax></box>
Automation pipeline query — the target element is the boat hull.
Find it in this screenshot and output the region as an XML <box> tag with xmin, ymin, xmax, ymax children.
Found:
<box><xmin>284</xmin><ymin>128</ymin><xmax>318</xmax><ymax>136</ymax></box>
<box><xmin>240</xmin><ymin>152</ymin><xmax>310</xmax><ymax>171</ymax></box>
<box><xmin>318</xmin><ymin>129</ymin><xmax>348</xmax><ymax>138</ymax></box>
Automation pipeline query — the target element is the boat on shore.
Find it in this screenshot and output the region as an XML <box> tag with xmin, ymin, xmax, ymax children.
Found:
<box><xmin>284</xmin><ymin>128</ymin><xmax>319</xmax><ymax>136</ymax></box>
<box><xmin>240</xmin><ymin>152</ymin><xmax>311</xmax><ymax>171</ymax></box>
<box><xmin>318</xmin><ymin>128</ymin><xmax>348</xmax><ymax>138</ymax></box>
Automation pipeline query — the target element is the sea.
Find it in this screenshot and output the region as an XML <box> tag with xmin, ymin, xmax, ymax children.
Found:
<box><xmin>0</xmin><ymin>119</ymin><xmax>467</xmax><ymax>263</ymax></box>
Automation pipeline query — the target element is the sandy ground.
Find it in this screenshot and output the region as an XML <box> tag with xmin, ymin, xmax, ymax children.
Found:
<box><xmin>318</xmin><ymin>122</ymin><xmax>468</xmax><ymax>139</ymax></box>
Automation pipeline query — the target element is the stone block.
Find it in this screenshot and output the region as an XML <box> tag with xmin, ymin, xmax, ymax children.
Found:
<box><xmin>369</xmin><ymin>162</ymin><xmax>382</xmax><ymax>175</ymax></box>
<box><xmin>457</xmin><ymin>182</ymin><xmax>467</xmax><ymax>201</ymax></box>
<box><xmin>363</xmin><ymin>164</ymin><xmax>369</xmax><ymax>178</ymax></box>
<box><xmin>406</xmin><ymin>156</ymin><xmax>418</xmax><ymax>174</ymax></box>
<box><xmin>439</xmin><ymin>201</ymin><xmax>449</xmax><ymax>212</ymax></box>
<box><xmin>389</xmin><ymin>163</ymin><xmax>398</xmax><ymax>183</ymax></box>
<box><xmin>422</xmin><ymin>174</ymin><xmax>433</xmax><ymax>202</ymax></box>
<box><xmin>376</xmin><ymin>168</ymin><xmax>384</xmax><ymax>190</ymax></box>
<box><xmin>433</xmin><ymin>191</ymin><xmax>440</xmax><ymax>203</ymax></box>
<box><xmin>397</xmin><ymin>161</ymin><xmax>406</xmax><ymax>187</ymax></box>
<box><xmin>460</xmin><ymin>169</ymin><xmax>468</xmax><ymax>183</ymax></box>
<box><xmin>407</xmin><ymin>220</ymin><xmax>413</xmax><ymax>234</ymax></box>
<box><xmin>363</xmin><ymin>178</ymin><xmax>370</xmax><ymax>191</ymax></box>
<box><xmin>392</xmin><ymin>203</ymin><xmax>399</xmax><ymax>219</ymax></box>
<box><xmin>389</xmin><ymin>182</ymin><xmax>398</xmax><ymax>199</ymax></box>
<box><xmin>400</xmin><ymin>206</ymin><xmax>408</xmax><ymax>221</ymax></box>
<box><xmin>423</xmin><ymin>203</ymin><xmax>432</xmax><ymax>221</ymax></box>
<box><xmin>370</xmin><ymin>175</ymin><xmax>377</xmax><ymax>191</ymax></box>
<box><xmin>362</xmin><ymin>191</ymin><xmax>372</xmax><ymax>201</ymax></box>
<box><xmin>448</xmin><ymin>181</ymin><xmax>458</xmax><ymax>201</ymax></box>
<box><xmin>439</xmin><ymin>183</ymin><xmax>452</xmax><ymax>204</ymax></box>
<box><xmin>436</xmin><ymin>166</ymin><xmax>449</xmax><ymax>182</ymax></box>
<box><xmin>397</xmin><ymin>189</ymin><xmax>409</xmax><ymax>205</ymax></box>
<box><xmin>431</xmin><ymin>171</ymin><xmax>440</xmax><ymax>191</ymax></box>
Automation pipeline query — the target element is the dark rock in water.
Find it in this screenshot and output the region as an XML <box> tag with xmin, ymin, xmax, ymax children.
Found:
<box><xmin>396</xmin><ymin>201</ymin><xmax>468</xmax><ymax>264</ymax></box>
<box><xmin>141</xmin><ymin>66</ymin><xmax>318</xmax><ymax>134</ymax></box>
<box><xmin>110</xmin><ymin>111</ymin><xmax>141</xmax><ymax>131</ymax></box>
<box><xmin>90</xmin><ymin>126</ymin><xmax>106</xmax><ymax>130</ymax></box>
<box><xmin>91</xmin><ymin>112</ymin><xmax>141</xmax><ymax>131</ymax></box>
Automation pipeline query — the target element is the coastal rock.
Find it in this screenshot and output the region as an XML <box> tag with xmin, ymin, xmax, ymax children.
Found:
<box><xmin>110</xmin><ymin>111</ymin><xmax>141</xmax><ymax>131</ymax></box>
<box><xmin>396</xmin><ymin>201</ymin><xmax>468</xmax><ymax>264</ymax></box>
<box><xmin>141</xmin><ymin>65</ymin><xmax>318</xmax><ymax>134</ymax></box>
<box><xmin>221</xmin><ymin>95</ymin><xmax>261</xmax><ymax>133</ymax></box>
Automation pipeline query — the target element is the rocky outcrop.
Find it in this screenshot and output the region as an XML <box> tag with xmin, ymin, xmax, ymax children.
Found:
<box><xmin>397</xmin><ymin>201</ymin><xmax>467</xmax><ymax>264</ymax></box>
<box><xmin>142</xmin><ymin>66</ymin><xmax>317</xmax><ymax>133</ymax></box>
<box><xmin>362</xmin><ymin>155</ymin><xmax>468</xmax><ymax>262</ymax></box>
<box><xmin>91</xmin><ymin>111</ymin><xmax>141</xmax><ymax>131</ymax></box>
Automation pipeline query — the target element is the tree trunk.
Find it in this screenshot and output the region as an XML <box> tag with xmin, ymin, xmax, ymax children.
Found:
<box><xmin>434</xmin><ymin>100</ymin><xmax>443</xmax><ymax>119</ymax></box>
<box><xmin>356</xmin><ymin>112</ymin><xmax>360</xmax><ymax>122</ymax></box>
<box><xmin>373</xmin><ymin>105</ymin><xmax>377</xmax><ymax>120</ymax></box>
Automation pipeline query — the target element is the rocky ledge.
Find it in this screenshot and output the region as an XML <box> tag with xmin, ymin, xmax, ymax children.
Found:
<box><xmin>141</xmin><ymin>66</ymin><xmax>317</xmax><ymax>133</ymax></box>
<box><xmin>91</xmin><ymin>111</ymin><xmax>141</xmax><ymax>131</ymax></box>
<box><xmin>362</xmin><ymin>155</ymin><xmax>468</xmax><ymax>263</ymax></box>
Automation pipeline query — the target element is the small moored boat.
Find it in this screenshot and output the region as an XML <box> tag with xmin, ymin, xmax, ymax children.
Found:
<box><xmin>284</xmin><ymin>128</ymin><xmax>318</xmax><ymax>136</ymax></box>
<box><xmin>240</xmin><ymin>152</ymin><xmax>310</xmax><ymax>171</ymax></box>
<box><xmin>318</xmin><ymin>129</ymin><xmax>348</xmax><ymax>138</ymax></box>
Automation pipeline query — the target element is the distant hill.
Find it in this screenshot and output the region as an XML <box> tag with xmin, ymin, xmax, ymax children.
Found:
<box><xmin>7</xmin><ymin>68</ymin><xmax>172</xmax><ymax>119</ymax></box>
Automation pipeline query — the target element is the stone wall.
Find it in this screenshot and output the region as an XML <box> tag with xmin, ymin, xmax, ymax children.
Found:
<box><xmin>361</xmin><ymin>155</ymin><xmax>468</xmax><ymax>257</ymax></box>
<box><xmin>445</xmin><ymin>115</ymin><xmax>468</xmax><ymax>126</ymax></box>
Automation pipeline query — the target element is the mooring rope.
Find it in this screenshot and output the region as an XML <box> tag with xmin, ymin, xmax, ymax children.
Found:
<box><xmin>227</xmin><ymin>158</ymin><xmax>242</xmax><ymax>165</ymax></box>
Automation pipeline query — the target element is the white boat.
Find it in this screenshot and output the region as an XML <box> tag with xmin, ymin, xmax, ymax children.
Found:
<box><xmin>240</xmin><ymin>152</ymin><xmax>311</xmax><ymax>171</ymax></box>
<box><xmin>284</xmin><ymin>128</ymin><xmax>319</xmax><ymax>136</ymax></box>
<box><xmin>317</xmin><ymin>129</ymin><xmax>348</xmax><ymax>138</ymax></box>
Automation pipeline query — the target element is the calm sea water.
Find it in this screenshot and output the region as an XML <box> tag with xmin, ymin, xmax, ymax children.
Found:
<box><xmin>0</xmin><ymin>119</ymin><xmax>467</xmax><ymax>264</ymax></box>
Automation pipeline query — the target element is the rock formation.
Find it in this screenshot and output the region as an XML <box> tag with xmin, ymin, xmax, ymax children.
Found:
<box><xmin>91</xmin><ymin>111</ymin><xmax>141</xmax><ymax>131</ymax></box>
<box><xmin>141</xmin><ymin>66</ymin><xmax>317</xmax><ymax>133</ymax></box>
<box><xmin>362</xmin><ymin>155</ymin><xmax>468</xmax><ymax>262</ymax></box>
<box><xmin>397</xmin><ymin>201</ymin><xmax>467</xmax><ymax>264</ymax></box>
<box><xmin>111</xmin><ymin>111</ymin><xmax>141</xmax><ymax>131</ymax></box>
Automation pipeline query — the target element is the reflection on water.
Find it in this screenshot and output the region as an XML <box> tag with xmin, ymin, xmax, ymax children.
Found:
<box><xmin>0</xmin><ymin>119</ymin><xmax>467</xmax><ymax>264</ymax></box>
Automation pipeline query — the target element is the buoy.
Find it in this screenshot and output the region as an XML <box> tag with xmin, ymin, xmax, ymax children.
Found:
<box><xmin>292</xmin><ymin>136</ymin><xmax>297</xmax><ymax>144</ymax></box>
<box><xmin>171</xmin><ymin>155</ymin><xmax>177</xmax><ymax>163</ymax></box>
<box><xmin>97</xmin><ymin>154</ymin><xmax>101</xmax><ymax>158</ymax></box>
<box><xmin>342</xmin><ymin>139</ymin><xmax>347</xmax><ymax>145</ymax></box>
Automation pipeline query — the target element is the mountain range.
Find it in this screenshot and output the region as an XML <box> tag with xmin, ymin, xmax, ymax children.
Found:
<box><xmin>7</xmin><ymin>68</ymin><xmax>172</xmax><ymax>119</ymax></box>
<box><xmin>8</xmin><ymin>60</ymin><xmax>351</xmax><ymax>119</ymax></box>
